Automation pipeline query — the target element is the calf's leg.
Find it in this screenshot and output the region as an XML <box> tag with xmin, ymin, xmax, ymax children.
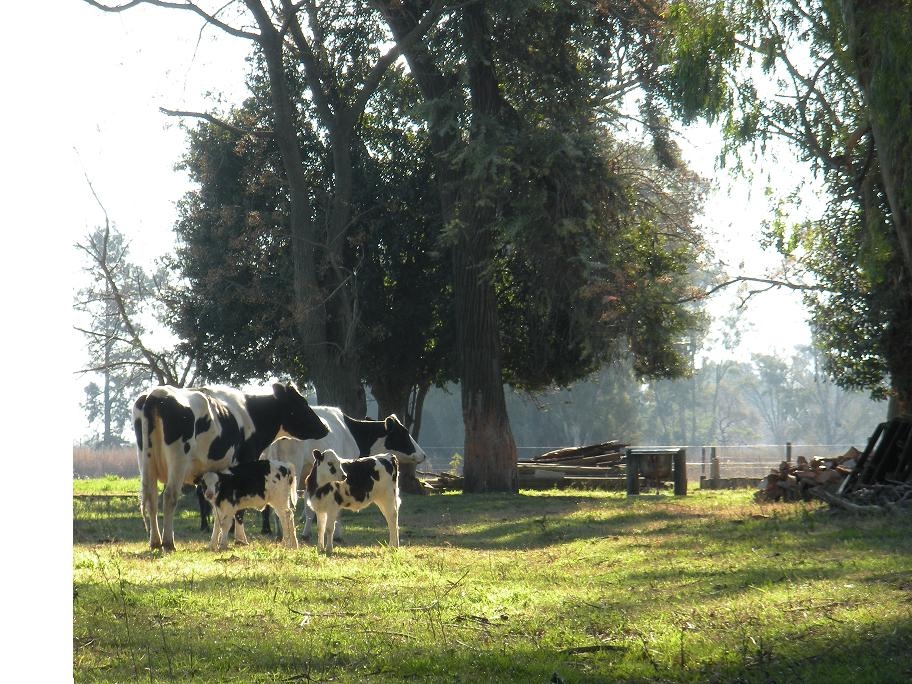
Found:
<box><xmin>375</xmin><ymin>496</ymin><xmax>400</xmax><ymax>549</ymax></box>
<box><xmin>214</xmin><ymin>508</ymin><xmax>233</xmax><ymax>551</ymax></box>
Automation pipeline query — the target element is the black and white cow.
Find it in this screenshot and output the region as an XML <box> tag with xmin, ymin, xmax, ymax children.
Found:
<box><xmin>197</xmin><ymin>459</ymin><xmax>299</xmax><ymax>551</ymax></box>
<box><xmin>305</xmin><ymin>449</ymin><xmax>400</xmax><ymax>554</ymax></box>
<box><xmin>132</xmin><ymin>382</ymin><xmax>329</xmax><ymax>551</ymax></box>
<box><xmin>259</xmin><ymin>407</ymin><xmax>425</xmax><ymax>540</ymax></box>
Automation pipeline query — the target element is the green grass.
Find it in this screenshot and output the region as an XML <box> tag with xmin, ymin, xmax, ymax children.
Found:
<box><xmin>73</xmin><ymin>482</ymin><xmax>912</xmax><ymax>683</ymax></box>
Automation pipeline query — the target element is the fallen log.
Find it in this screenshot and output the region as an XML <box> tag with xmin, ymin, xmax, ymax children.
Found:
<box><xmin>808</xmin><ymin>486</ymin><xmax>886</xmax><ymax>513</ymax></box>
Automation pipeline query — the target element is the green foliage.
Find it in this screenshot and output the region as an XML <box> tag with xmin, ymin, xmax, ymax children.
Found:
<box><xmin>658</xmin><ymin>0</ymin><xmax>912</xmax><ymax>405</ymax></box>
<box><xmin>74</xmin><ymin>486</ymin><xmax>912</xmax><ymax>682</ymax></box>
<box><xmin>169</xmin><ymin>3</ymin><xmax>713</xmax><ymax>408</ymax></box>
<box><xmin>658</xmin><ymin>1</ymin><xmax>738</xmax><ymax>124</ymax></box>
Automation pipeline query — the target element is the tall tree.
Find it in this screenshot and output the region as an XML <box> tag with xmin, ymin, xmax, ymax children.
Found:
<box><xmin>378</xmin><ymin>0</ymin><xmax>710</xmax><ymax>491</ymax></box>
<box><xmin>86</xmin><ymin>0</ymin><xmax>449</xmax><ymax>416</ymax></box>
<box><xmin>658</xmin><ymin>0</ymin><xmax>912</xmax><ymax>415</ymax></box>
<box><xmin>75</xmin><ymin>219</ymin><xmax>195</xmax><ymax>443</ymax></box>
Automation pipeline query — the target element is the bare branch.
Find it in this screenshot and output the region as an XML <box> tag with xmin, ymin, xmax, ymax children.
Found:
<box><xmin>82</xmin><ymin>0</ymin><xmax>260</xmax><ymax>41</ymax></box>
<box><xmin>683</xmin><ymin>275</ymin><xmax>830</xmax><ymax>310</ymax></box>
<box><xmin>159</xmin><ymin>107</ymin><xmax>273</xmax><ymax>137</ymax></box>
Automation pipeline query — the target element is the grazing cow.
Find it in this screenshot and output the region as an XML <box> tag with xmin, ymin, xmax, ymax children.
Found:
<box><xmin>259</xmin><ymin>408</ymin><xmax>425</xmax><ymax>540</ymax></box>
<box><xmin>133</xmin><ymin>382</ymin><xmax>329</xmax><ymax>551</ymax></box>
<box><xmin>306</xmin><ymin>449</ymin><xmax>400</xmax><ymax>553</ymax></box>
<box><xmin>198</xmin><ymin>459</ymin><xmax>299</xmax><ymax>551</ymax></box>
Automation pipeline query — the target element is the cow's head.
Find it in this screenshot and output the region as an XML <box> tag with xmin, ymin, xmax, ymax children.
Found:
<box><xmin>273</xmin><ymin>382</ymin><xmax>330</xmax><ymax>441</ymax></box>
<box><xmin>382</xmin><ymin>415</ymin><xmax>426</xmax><ymax>465</ymax></box>
<box><xmin>197</xmin><ymin>472</ymin><xmax>221</xmax><ymax>503</ymax></box>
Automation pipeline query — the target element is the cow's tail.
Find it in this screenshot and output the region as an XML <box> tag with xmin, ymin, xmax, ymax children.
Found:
<box><xmin>137</xmin><ymin>392</ymin><xmax>168</xmax><ymax>525</ymax></box>
<box><xmin>133</xmin><ymin>393</ymin><xmax>150</xmax><ymax>530</ymax></box>
<box><xmin>288</xmin><ymin>466</ymin><xmax>299</xmax><ymax>510</ymax></box>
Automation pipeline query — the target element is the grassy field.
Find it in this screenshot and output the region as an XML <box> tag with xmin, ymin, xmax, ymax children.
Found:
<box><xmin>73</xmin><ymin>480</ymin><xmax>912</xmax><ymax>683</ymax></box>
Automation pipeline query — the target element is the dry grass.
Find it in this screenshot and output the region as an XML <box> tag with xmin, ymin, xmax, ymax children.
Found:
<box><xmin>73</xmin><ymin>445</ymin><xmax>136</xmax><ymax>479</ymax></box>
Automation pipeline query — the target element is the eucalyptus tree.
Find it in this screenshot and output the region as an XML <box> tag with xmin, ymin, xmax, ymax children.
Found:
<box><xmin>86</xmin><ymin>0</ymin><xmax>450</xmax><ymax>416</ymax></box>
<box><xmin>75</xmin><ymin>221</ymin><xmax>195</xmax><ymax>443</ymax></box>
<box><xmin>376</xmin><ymin>0</ymin><xmax>711</xmax><ymax>491</ymax></box>
<box><xmin>658</xmin><ymin>0</ymin><xmax>912</xmax><ymax>415</ymax></box>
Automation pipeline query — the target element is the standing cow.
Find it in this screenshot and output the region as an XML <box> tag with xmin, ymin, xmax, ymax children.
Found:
<box><xmin>133</xmin><ymin>382</ymin><xmax>328</xmax><ymax>551</ymax></box>
<box><xmin>259</xmin><ymin>407</ymin><xmax>425</xmax><ymax>540</ymax></box>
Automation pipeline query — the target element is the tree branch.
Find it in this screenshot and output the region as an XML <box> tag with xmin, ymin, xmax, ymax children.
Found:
<box><xmin>82</xmin><ymin>0</ymin><xmax>260</xmax><ymax>41</ymax></box>
<box><xmin>159</xmin><ymin>107</ymin><xmax>273</xmax><ymax>137</ymax></box>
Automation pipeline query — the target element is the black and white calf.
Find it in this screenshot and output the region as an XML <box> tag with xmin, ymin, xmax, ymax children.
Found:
<box><xmin>305</xmin><ymin>449</ymin><xmax>400</xmax><ymax>554</ymax></box>
<box><xmin>132</xmin><ymin>382</ymin><xmax>329</xmax><ymax>551</ymax></box>
<box><xmin>197</xmin><ymin>459</ymin><xmax>299</xmax><ymax>551</ymax></box>
<box><xmin>259</xmin><ymin>407</ymin><xmax>425</xmax><ymax>540</ymax></box>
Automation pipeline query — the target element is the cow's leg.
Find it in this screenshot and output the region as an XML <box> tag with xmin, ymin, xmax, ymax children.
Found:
<box><xmin>324</xmin><ymin>509</ymin><xmax>338</xmax><ymax>554</ymax></box>
<box><xmin>233</xmin><ymin>510</ymin><xmax>249</xmax><ymax>545</ymax></box>
<box><xmin>301</xmin><ymin>503</ymin><xmax>314</xmax><ymax>541</ymax></box>
<box><xmin>140</xmin><ymin>468</ymin><xmax>162</xmax><ymax>550</ymax></box>
<box><xmin>278</xmin><ymin>505</ymin><xmax>298</xmax><ymax>550</ymax></box>
<box><xmin>209</xmin><ymin>507</ymin><xmax>223</xmax><ymax>551</ymax></box>
<box><xmin>261</xmin><ymin>505</ymin><xmax>273</xmax><ymax>536</ymax></box>
<box><xmin>375</xmin><ymin>496</ymin><xmax>400</xmax><ymax>549</ymax></box>
<box><xmin>333</xmin><ymin>518</ymin><xmax>344</xmax><ymax>543</ymax></box>
<box><xmin>160</xmin><ymin>460</ymin><xmax>190</xmax><ymax>552</ymax></box>
<box><xmin>316</xmin><ymin>510</ymin><xmax>330</xmax><ymax>552</ymax></box>
<box><xmin>216</xmin><ymin>509</ymin><xmax>233</xmax><ymax>551</ymax></box>
<box><xmin>197</xmin><ymin>486</ymin><xmax>212</xmax><ymax>532</ymax></box>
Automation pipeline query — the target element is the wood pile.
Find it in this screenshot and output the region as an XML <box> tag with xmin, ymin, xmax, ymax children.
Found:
<box><xmin>754</xmin><ymin>448</ymin><xmax>858</xmax><ymax>503</ymax></box>
<box><xmin>522</xmin><ymin>441</ymin><xmax>629</xmax><ymax>489</ymax></box>
<box><xmin>418</xmin><ymin>441</ymin><xmax>633</xmax><ymax>491</ymax></box>
<box><xmin>757</xmin><ymin>417</ymin><xmax>912</xmax><ymax>513</ymax></box>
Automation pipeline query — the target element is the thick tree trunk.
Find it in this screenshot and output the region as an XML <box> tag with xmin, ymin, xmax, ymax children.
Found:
<box><xmin>453</xmin><ymin>228</ymin><xmax>518</xmax><ymax>492</ymax></box>
<box><xmin>456</xmin><ymin>2</ymin><xmax>518</xmax><ymax>492</ymax></box>
<box><xmin>842</xmin><ymin>1</ymin><xmax>912</xmax><ymax>415</ymax></box>
<box><xmin>381</xmin><ymin>1</ymin><xmax>518</xmax><ymax>492</ymax></box>
<box><xmin>842</xmin><ymin>0</ymin><xmax>912</xmax><ymax>278</ymax></box>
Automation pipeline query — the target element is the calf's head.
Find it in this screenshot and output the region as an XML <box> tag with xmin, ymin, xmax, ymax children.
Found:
<box><xmin>312</xmin><ymin>449</ymin><xmax>346</xmax><ymax>480</ymax></box>
<box><xmin>197</xmin><ymin>472</ymin><xmax>221</xmax><ymax>503</ymax></box>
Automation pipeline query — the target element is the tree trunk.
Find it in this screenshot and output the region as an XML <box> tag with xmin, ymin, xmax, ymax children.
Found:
<box><xmin>250</xmin><ymin>3</ymin><xmax>365</xmax><ymax>417</ymax></box>
<box><xmin>453</xmin><ymin>228</ymin><xmax>518</xmax><ymax>492</ymax></box>
<box><xmin>842</xmin><ymin>0</ymin><xmax>912</xmax><ymax>278</ymax></box>
<box><xmin>455</xmin><ymin>2</ymin><xmax>518</xmax><ymax>493</ymax></box>
<box><xmin>381</xmin><ymin>1</ymin><xmax>518</xmax><ymax>492</ymax></box>
<box><xmin>842</xmin><ymin>1</ymin><xmax>912</xmax><ymax>415</ymax></box>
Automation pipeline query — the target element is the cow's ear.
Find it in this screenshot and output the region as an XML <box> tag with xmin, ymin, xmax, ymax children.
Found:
<box><xmin>385</xmin><ymin>415</ymin><xmax>401</xmax><ymax>430</ymax></box>
<box><xmin>313</xmin><ymin>449</ymin><xmax>323</xmax><ymax>462</ymax></box>
<box><xmin>272</xmin><ymin>382</ymin><xmax>286</xmax><ymax>398</ymax></box>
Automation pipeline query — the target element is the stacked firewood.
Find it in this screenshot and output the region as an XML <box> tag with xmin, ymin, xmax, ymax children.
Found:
<box><xmin>754</xmin><ymin>448</ymin><xmax>860</xmax><ymax>503</ymax></box>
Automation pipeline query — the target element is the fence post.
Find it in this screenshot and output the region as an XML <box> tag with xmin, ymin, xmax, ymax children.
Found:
<box><xmin>673</xmin><ymin>448</ymin><xmax>687</xmax><ymax>495</ymax></box>
<box><xmin>710</xmin><ymin>446</ymin><xmax>720</xmax><ymax>488</ymax></box>
<box><xmin>786</xmin><ymin>441</ymin><xmax>792</xmax><ymax>464</ymax></box>
<box><xmin>701</xmin><ymin>446</ymin><xmax>706</xmax><ymax>479</ymax></box>
<box><xmin>625</xmin><ymin>448</ymin><xmax>640</xmax><ymax>496</ymax></box>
